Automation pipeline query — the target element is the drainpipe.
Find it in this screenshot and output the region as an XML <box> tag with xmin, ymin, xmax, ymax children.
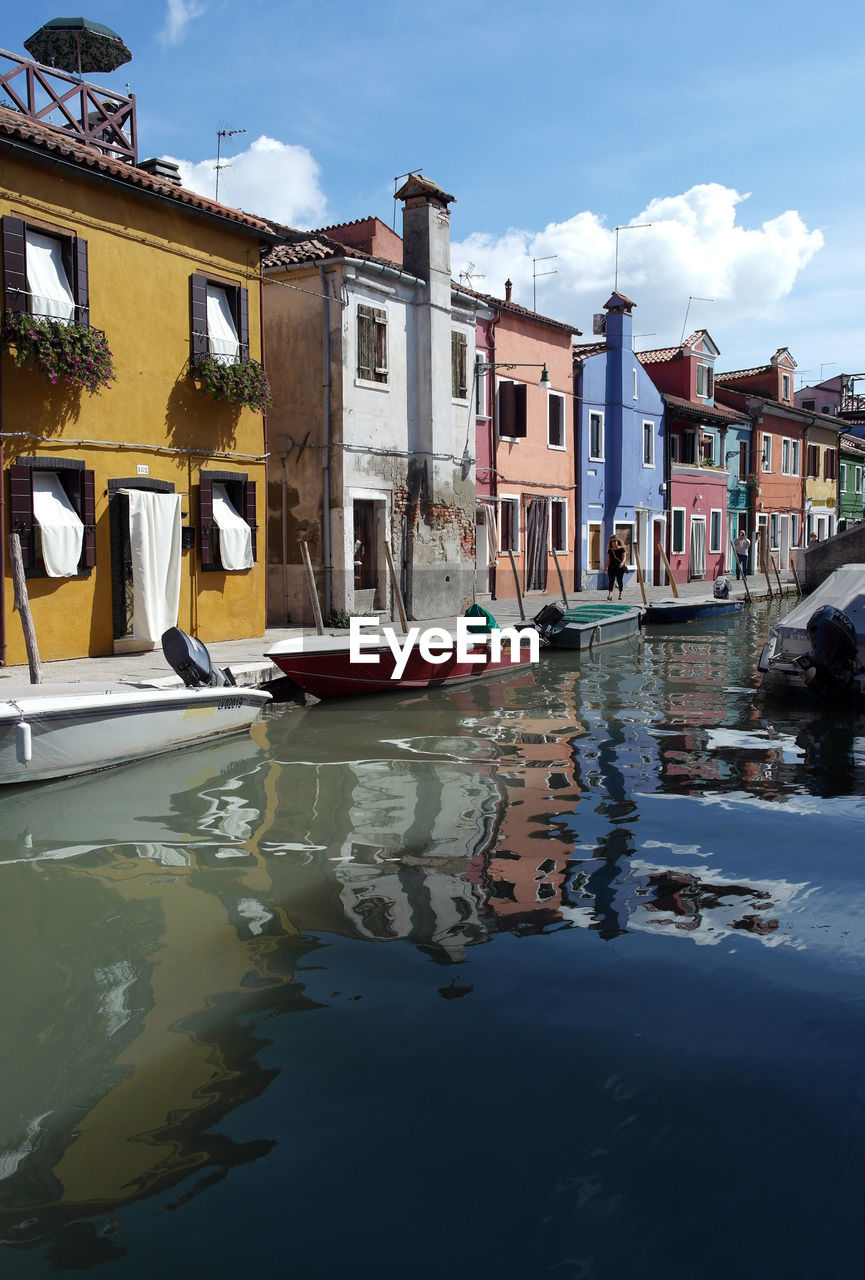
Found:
<box><xmin>319</xmin><ymin>266</ymin><xmax>333</xmax><ymax>619</ymax></box>
<box><xmin>0</xmin><ymin>359</ymin><xmax>5</xmax><ymax>666</ymax></box>
<box><xmin>488</xmin><ymin>311</ymin><xmax>500</xmax><ymax>599</ymax></box>
<box><xmin>573</xmin><ymin>359</ymin><xmax>583</xmax><ymax>592</ymax></box>
<box><xmin>259</xmin><ymin>248</ymin><xmax>270</xmax><ymax>624</ymax></box>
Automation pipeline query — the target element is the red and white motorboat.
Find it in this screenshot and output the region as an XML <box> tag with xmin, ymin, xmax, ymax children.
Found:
<box><xmin>266</xmin><ymin>626</ymin><xmax>536</xmax><ymax>700</ymax></box>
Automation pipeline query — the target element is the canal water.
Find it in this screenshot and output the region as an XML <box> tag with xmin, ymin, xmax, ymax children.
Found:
<box><xmin>1</xmin><ymin>600</ymin><xmax>863</xmax><ymax>1279</ymax></box>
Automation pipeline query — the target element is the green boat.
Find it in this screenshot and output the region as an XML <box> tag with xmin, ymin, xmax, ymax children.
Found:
<box><xmin>533</xmin><ymin>602</ymin><xmax>642</xmax><ymax>651</ymax></box>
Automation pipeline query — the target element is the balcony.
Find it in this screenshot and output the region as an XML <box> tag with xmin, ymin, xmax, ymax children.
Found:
<box><xmin>0</xmin><ymin>47</ymin><xmax>137</xmax><ymax>163</ymax></box>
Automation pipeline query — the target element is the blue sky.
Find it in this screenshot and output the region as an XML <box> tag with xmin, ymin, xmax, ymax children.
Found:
<box><xmin>13</xmin><ymin>1</ymin><xmax>865</xmax><ymax>378</ymax></box>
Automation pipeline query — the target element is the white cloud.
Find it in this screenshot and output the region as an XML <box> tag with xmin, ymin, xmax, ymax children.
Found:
<box><xmin>452</xmin><ymin>184</ymin><xmax>824</xmax><ymax>365</ymax></box>
<box><xmin>168</xmin><ymin>135</ymin><xmax>328</xmax><ymax>227</ymax></box>
<box><xmin>161</xmin><ymin>1</ymin><xmax>207</xmax><ymax>46</ymax></box>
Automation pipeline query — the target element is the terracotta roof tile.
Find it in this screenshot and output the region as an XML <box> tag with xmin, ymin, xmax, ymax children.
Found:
<box><xmin>572</xmin><ymin>341</ymin><xmax>607</xmax><ymax>364</ymax></box>
<box><xmin>637</xmin><ymin>344</ymin><xmax>683</xmax><ymax>364</ymax></box>
<box><xmin>459</xmin><ymin>283</ymin><xmax>580</xmax><ymax>335</ymax></box>
<box><xmin>0</xmin><ymin>107</ymin><xmax>275</xmax><ymax>237</ymax></box>
<box><xmin>715</xmin><ymin>365</ymin><xmax>771</xmax><ymax>382</ymax></box>
<box><xmin>663</xmin><ymin>392</ymin><xmax>750</xmax><ymax>425</ymax></box>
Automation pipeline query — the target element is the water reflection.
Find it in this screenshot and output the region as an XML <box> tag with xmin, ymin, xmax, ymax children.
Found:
<box><xmin>1</xmin><ymin>605</ymin><xmax>864</xmax><ymax>1268</ymax></box>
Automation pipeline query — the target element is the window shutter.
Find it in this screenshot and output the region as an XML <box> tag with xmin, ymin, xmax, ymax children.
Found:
<box><xmin>499</xmin><ymin>382</ymin><xmax>515</xmax><ymax>436</ymax></box>
<box><xmin>81</xmin><ymin>468</ymin><xmax>97</xmax><ymax>567</ymax></box>
<box><xmin>357</xmin><ymin>304</ymin><xmax>373</xmax><ymax>379</ymax></box>
<box><xmin>374</xmin><ymin>308</ymin><xmax>388</xmax><ymax>377</ymax></box>
<box><xmin>513</xmin><ymin>383</ymin><xmax>528</xmax><ymax>438</ymax></box>
<box><xmin>244</xmin><ymin>480</ymin><xmax>258</xmax><ymax>561</ymax></box>
<box><xmin>2</xmin><ymin>216</ymin><xmax>27</xmax><ymax>316</ymax></box>
<box><xmin>199</xmin><ymin>472</ymin><xmax>214</xmax><ymax>566</ymax></box>
<box><xmin>73</xmin><ymin>237</ymin><xmax>90</xmax><ymax>327</ymax></box>
<box><xmin>238</xmin><ymin>286</ymin><xmax>249</xmax><ymax>363</ymax></box>
<box><xmin>9</xmin><ymin>464</ymin><xmax>34</xmax><ymax>568</ymax></box>
<box><xmin>190</xmin><ymin>274</ymin><xmax>209</xmax><ymax>365</ymax></box>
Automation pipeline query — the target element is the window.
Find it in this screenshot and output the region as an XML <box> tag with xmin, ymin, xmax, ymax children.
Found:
<box><xmin>356</xmin><ymin>303</ymin><xmax>388</xmax><ymax>383</ymax></box>
<box><xmin>475</xmin><ymin>356</ymin><xmax>489</xmax><ymax>416</ymax></box>
<box><xmin>9</xmin><ymin>457</ymin><xmax>96</xmax><ymax>578</ymax></box>
<box><xmin>824</xmin><ymin>448</ymin><xmax>836</xmax><ymax>481</ymax></box>
<box><xmin>807</xmin><ymin>444</ymin><xmax>819</xmax><ymax>477</ymax></box>
<box><xmin>451</xmin><ymin>331</ymin><xmax>467</xmax><ymax>400</ymax></box>
<box><xmin>696</xmin><ymin>364</ymin><xmax>705</xmax><ymax>396</ymax></box>
<box><xmin>498</xmin><ymin>497</ymin><xmax>520</xmax><ymax>552</ymax></box>
<box><xmin>642</xmin><ymin>420</ymin><xmax>654</xmax><ymax>466</ymax></box>
<box><xmin>791</xmin><ymin>514</ymin><xmax>800</xmax><ymax>548</ymax></box>
<box><xmin>782</xmin><ymin>373</ymin><xmax>791</xmax><ymax>400</ymax></box>
<box><xmin>840</xmin><ymin>463</ymin><xmax>848</xmax><ymax>492</ymax></box>
<box><xmin>671</xmin><ymin>508</ymin><xmax>686</xmax><ymax>555</ymax></box>
<box><xmin>670</xmin><ymin>433</ymin><xmax>680</xmax><ymax>464</ymax></box>
<box><xmin>781</xmin><ymin>438</ymin><xmax>791</xmax><ymax>475</ymax></box>
<box><xmin>550</xmin><ymin>498</ymin><xmax>567</xmax><ymax>552</ymax></box>
<box><xmin>709</xmin><ymin>509</ymin><xmax>723</xmax><ymax>553</ymax></box>
<box><xmin>589</xmin><ymin>411</ymin><xmax>604</xmax><ymax>460</ymax></box>
<box><xmin>498</xmin><ymin>381</ymin><xmax>527</xmax><ymax>438</ymax></box>
<box><xmin>738</xmin><ymin>440</ymin><xmax>748</xmax><ymax>480</ymax></box>
<box><xmin>791</xmin><ymin>440</ymin><xmax>801</xmax><ymax>476</ymax></box>
<box><xmin>190</xmin><ymin>274</ymin><xmax>249</xmax><ymax>368</ymax></box>
<box><xmin>856</xmin><ymin>467</ymin><xmax>863</xmax><ymax>495</ymax></box>
<box><xmin>761</xmin><ymin>433</ymin><xmax>772</xmax><ymax>472</ymax></box>
<box><xmin>769</xmin><ymin>513</ymin><xmax>780</xmax><ymax>549</ymax></box>
<box><xmin>548</xmin><ymin>393</ymin><xmax>565</xmax><ymax>448</ymax></box>
<box><xmin>801</xmin><ymin>398</ymin><xmax>816</xmax><ymax>411</ymax></box>
<box><xmin>199</xmin><ymin>471</ymin><xmax>257</xmax><ymax>570</ymax></box>
<box><xmin>3</xmin><ymin>216</ymin><xmax>89</xmax><ymax>325</ymax></box>
<box><xmin>682</xmin><ymin>430</ymin><xmax>697</xmax><ymax>465</ymax></box>
<box><xmin>614</xmin><ymin>523</ymin><xmax>634</xmax><ymax>565</ymax></box>
<box><xmin>700</xmin><ymin>432</ymin><xmax>715</xmax><ymax>465</ymax></box>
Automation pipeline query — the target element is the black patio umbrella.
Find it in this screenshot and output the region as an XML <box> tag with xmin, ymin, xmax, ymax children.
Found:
<box><xmin>23</xmin><ymin>17</ymin><xmax>132</xmax><ymax>76</ymax></box>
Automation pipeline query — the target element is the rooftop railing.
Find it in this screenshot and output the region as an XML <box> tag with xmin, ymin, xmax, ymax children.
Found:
<box><xmin>0</xmin><ymin>47</ymin><xmax>137</xmax><ymax>163</ymax></box>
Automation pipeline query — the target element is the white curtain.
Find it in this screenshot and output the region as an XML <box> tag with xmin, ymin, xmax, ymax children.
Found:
<box><xmin>690</xmin><ymin>518</ymin><xmax>707</xmax><ymax>579</ymax></box>
<box><xmin>25</xmin><ymin>230</ymin><xmax>75</xmax><ymax>322</ymax></box>
<box><xmin>211</xmin><ymin>482</ymin><xmax>253</xmax><ymax>571</ymax></box>
<box><xmin>32</xmin><ymin>471</ymin><xmax>83</xmax><ymax>576</ymax></box>
<box><xmin>206</xmin><ymin>285</ymin><xmax>239</xmax><ymax>363</ymax></box>
<box><xmin>121</xmin><ymin>490</ymin><xmax>182</xmax><ymax>644</ymax></box>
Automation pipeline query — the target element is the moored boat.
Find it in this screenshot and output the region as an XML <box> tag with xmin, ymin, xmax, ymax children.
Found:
<box><xmin>757</xmin><ymin>564</ymin><xmax>865</xmax><ymax>700</ymax></box>
<box><xmin>532</xmin><ymin>601</ymin><xmax>641</xmax><ymax>651</ymax></box>
<box><xmin>0</xmin><ymin>628</ymin><xmax>271</xmax><ymax>785</ymax></box>
<box><xmin>266</xmin><ymin>620</ymin><xmax>536</xmax><ymax>699</ymax></box>
<box><xmin>641</xmin><ymin>597</ymin><xmax>744</xmax><ymax>624</ymax></box>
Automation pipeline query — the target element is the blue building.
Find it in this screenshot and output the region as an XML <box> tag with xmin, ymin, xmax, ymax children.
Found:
<box><xmin>573</xmin><ymin>293</ymin><xmax>666</xmax><ymax>590</ymax></box>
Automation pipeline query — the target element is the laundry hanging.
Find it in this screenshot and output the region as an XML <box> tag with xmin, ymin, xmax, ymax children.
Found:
<box><xmin>121</xmin><ymin>489</ymin><xmax>182</xmax><ymax>644</ymax></box>
<box><xmin>31</xmin><ymin>471</ymin><xmax>83</xmax><ymax>576</ymax></box>
<box><xmin>211</xmin><ymin>483</ymin><xmax>253</xmax><ymax>570</ymax></box>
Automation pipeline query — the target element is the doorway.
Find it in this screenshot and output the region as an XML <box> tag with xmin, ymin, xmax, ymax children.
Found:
<box><xmin>689</xmin><ymin>516</ymin><xmax>706</xmax><ymax>580</ymax></box>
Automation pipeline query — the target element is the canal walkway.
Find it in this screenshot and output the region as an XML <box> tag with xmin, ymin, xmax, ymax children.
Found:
<box><xmin>1</xmin><ymin>572</ymin><xmax>796</xmax><ymax>688</ymax></box>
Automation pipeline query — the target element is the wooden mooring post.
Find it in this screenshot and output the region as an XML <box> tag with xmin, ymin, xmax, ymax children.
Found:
<box><xmin>8</xmin><ymin>533</ymin><xmax>41</xmax><ymax>683</ymax></box>
<box><xmin>299</xmin><ymin>540</ymin><xmax>324</xmax><ymax>634</ymax></box>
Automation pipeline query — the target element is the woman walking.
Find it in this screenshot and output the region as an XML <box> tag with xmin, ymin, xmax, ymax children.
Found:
<box><xmin>606</xmin><ymin>535</ymin><xmax>627</xmax><ymax>601</ymax></box>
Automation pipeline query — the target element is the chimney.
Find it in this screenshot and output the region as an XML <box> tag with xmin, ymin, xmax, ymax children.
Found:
<box><xmin>137</xmin><ymin>157</ymin><xmax>182</xmax><ymax>186</ymax></box>
<box><xmin>505</xmin><ymin>279</ymin><xmax>513</xmax><ymax>302</ymax></box>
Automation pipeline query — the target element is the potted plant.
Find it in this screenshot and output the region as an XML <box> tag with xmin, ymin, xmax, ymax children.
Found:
<box><xmin>191</xmin><ymin>353</ymin><xmax>271</xmax><ymax>412</ymax></box>
<box><xmin>3</xmin><ymin>312</ymin><xmax>116</xmax><ymax>393</ymax></box>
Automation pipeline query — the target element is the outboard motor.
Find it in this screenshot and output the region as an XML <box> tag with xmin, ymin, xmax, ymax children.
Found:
<box><xmin>532</xmin><ymin>602</ymin><xmax>565</xmax><ymax>643</ymax></box>
<box><xmin>799</xmin><ymin>606</ymin><xmax>860</xmax><ymax>697</ymax></box>
<box><xmin>161</xmin><ymin>627</ymin><xmax>236</xmax><ymax>688</ymax></box>
<box><xmin>713</xmin><ymin>577</ymin><xmax>731</xmax><ymax>599</ymax></box>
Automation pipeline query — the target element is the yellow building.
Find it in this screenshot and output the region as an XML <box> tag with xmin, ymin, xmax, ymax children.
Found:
<box><xmin>0</xmin><ymin>62</ymin><xmax>274</xmax><ymax>666</ymax></box>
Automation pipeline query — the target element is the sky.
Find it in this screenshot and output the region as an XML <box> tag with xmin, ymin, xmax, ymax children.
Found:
<box><xmin>11</xmin><ymin>1</ymin><xmax>865</xmax><ymax>380</ymax></box>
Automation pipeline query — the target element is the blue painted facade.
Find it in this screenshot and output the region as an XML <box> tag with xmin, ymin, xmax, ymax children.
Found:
<box><xmin>574</xmin><ymin>294</ymin><xmax>666</xmax><ymax>590</ymax></box>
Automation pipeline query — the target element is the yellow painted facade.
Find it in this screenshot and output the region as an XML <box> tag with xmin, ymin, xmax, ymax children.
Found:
<box><xmin>1</xmin><ymin>125</ymin><xmax>271</xmax><ymax>665</ymax></box>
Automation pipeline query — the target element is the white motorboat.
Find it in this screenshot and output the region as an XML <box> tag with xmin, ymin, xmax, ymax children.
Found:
<box><xmin>0</xmin><ymin>628</ymin><xmax>271</xmax><ymax>785</ymax></box>
<box><xmin>757</xmin><ymin>564</ymin><xmax>865</xmax><ymax>700</ymax></box>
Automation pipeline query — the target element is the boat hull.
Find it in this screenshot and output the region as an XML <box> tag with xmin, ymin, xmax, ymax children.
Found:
<box><xmin>0</xmin><ymin>682</ymin><xmax>271</xmax><ymax>784</ymax></box>
<box><xmin>544</xmin><ymin>605</ymin><xmax>641</xmax><ymax>651</ymax></box>
<box><xmin>267</xmin><ymin>636</ymin><xmax>535</xmax><ymax>699</ymax></box>
<box><xmin>756</xmin><ymin>564</ymin><xmax>865</xmax><ymax>701</ymax></box>
<box><xmin>642</xmin><ymin>599</ymin><xmax>744</xmax><ymax>624</ymax></box>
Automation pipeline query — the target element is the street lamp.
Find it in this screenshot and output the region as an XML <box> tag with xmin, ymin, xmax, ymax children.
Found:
<box><xmin>476</xmin><ymin>359</ymin><xmax>552</xmax><ymax>389</ymax></box>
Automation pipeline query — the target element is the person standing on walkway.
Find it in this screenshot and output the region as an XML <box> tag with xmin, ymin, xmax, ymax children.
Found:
<box><xmin>606</xmin><ymin>536</ymin><xmax>627</xmax><ymax>601</ymax></box>
<box><xmin>733</xmin><ymin>531</ymin><xmax>751</xmax><ymax>580</ymax></box>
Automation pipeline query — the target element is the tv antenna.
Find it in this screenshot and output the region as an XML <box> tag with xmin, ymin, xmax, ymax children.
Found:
<box><xmin>459</xmin><ymin>261</ymin><xmax>485</xmax><ymax>288</ymax></box>
<box><xmin>613</xmin><ymin>223</ymin><xmax>651</xmax><ymax>290</ymax></box>
<box><xmin>679</xmin><ymin>295</ymin><xmax>713</xmax><ymax>346</ymax></box>
<box><xmin>532</xmin><ymin>255</ymin><xmax>557</xmax><ymax>311</ymax></box>
<box><xmin>215</xmin><ymin>128</ymin><xmax>246</xmax><ymax>201</ymax></box>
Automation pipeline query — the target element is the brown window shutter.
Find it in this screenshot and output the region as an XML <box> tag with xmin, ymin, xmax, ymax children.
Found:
<box><xmin>373</xmin><ymin>308</ymin><xmax>388</xmax><ymax>379</ymax></box>
<box><xmin>357</xmin><ymin>304</ymin><xmax>373</xmax><ymax>379</ymax></box>
<box><xmin>190</xmin><ymin>274</ymin><xmax>209</xmax><ymax>365</ymax></box>
<box><xmin>10</xmin><ymin>464</ymin><xmax>34</xmax><ymax>568</ymax></box>
<box><xmin>244</xmin><ymin>480</ymin><xmax>258</xmax><ymax>561</ymax></box>
<box><xmin>74</xmin><ymin>237</ymin><xmax>90</xmax><ymax>327</ymax></box>
<box><xmin>513</xmin><ymin>383</ymin><xmax>528</xmax><ymax>437</ymax></box>
<box><xmin>81</xmin><ymin>468</ymin><xmax>96</xmax><ymax>567</ymax></box>
<box><xmin>499</xmin><ymin>381</ymin><xmax>515</xmax><ymax>436</ymax></box>
<box><xmin>3</xmin><ymin>216</ymin><xmax>27</xmax><ymax>316</ymax></box>
<box><xmin>238</xmin><ymin>286</ymin><xmax>249</xmax><ymax>362</ymax></box>
<box><xmin>199</xmin><ymin>473</ymin><xmax>214</xmax><ymax>566</ymax></box>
